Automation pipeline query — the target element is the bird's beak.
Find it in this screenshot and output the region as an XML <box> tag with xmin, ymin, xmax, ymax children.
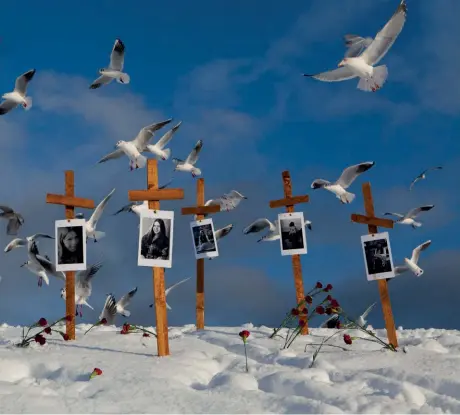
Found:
<box><xmin>20</xmin><ymin>263</ymin><xmax>25</xmax><ymax>267</ymax></box>
<box><xmin>338</xmin><ymin>60</ymin><xmax>345</xmax><ymax>67</ymax></box>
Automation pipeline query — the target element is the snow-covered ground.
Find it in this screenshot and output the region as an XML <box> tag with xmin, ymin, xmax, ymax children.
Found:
<box><xmin>0</xmin><ymin>322</ymin><xmax>459</xmax><ymax>413</ymax></box>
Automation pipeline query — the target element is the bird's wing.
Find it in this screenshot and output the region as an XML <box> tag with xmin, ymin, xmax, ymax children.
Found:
<box><xmin>311</xmin><ymin>179</ymin><xmax>332</xmax><ymax>189</ymax></box>
<box><xmin>165</xmin><ymin>277</ymin><xmax>191</xmax><ymax>297</ymax></box>
<box><xmin>109</xmin><ymin>39</ymin><xmax>125</xmax><ymax>71</ymax></box>
<box><xmin>243</xmin><ymin>218</ymin><xmax>275</xmax><ymax>234</ymax></box>
<box><xmin>35</xmin><ymin>255</ymin><xmax>65</xmax><ymax>281</ymax></box>
<box><xmin>425</xmin><ymin>166</ymin><xmax>443</xmax><ymax>173</ymax></box>
<box><xmin>159</xmin><ymin>179</ymin><xmax>173</xmax><ymax>190</ymax></box>
<box><xmin>185</xmin><ymin>140</ymin><xmax>203</xmax><ymax>165</ymax></box>
<box><xmin>112</xmin><ymin>202</ymin><xmax>136</xmax><ymax>215</ymax></box>
<box><xmin>406</xmin><ymin>205</ymin><xmax>435</xmax><ymax>219</ymax></box>
<box><xmin>77</xmin><ymin>261</ymin><xmax>103</xmax><ymax>284</ymax></box>
<box><xmin>343</xmin><ymin>34</ymin><xmax>373</xmax><ymax>58</ymax></box>
<box><xmin>31</xmin><ymin>233</ymin><xmax>54</xmax><ymax>241</ymax></box>
<box><xmin>383</xmin><ymin>212</ymin><xmax>404</xmax><ymax>218</ymax></box>
<box><xmin>410</xmin><ymin>240</ymin><xmax>431</xmax><ymax>265</ymax></box>
<box><xmin>303</xmin><ymin>66</ymin><xmax>357</xmax><ymax>82</ymax></box>
<box><xmin>97</xmin><ymin>148</ymin><xmax>124</xmax><ymax>164</ymax></box>
<box><xmin>88</xmin><ymin>188</ymin><xmax>116</xmax><ymax>228</ymax></box>
<box><xmin>215</xmin><ymin>224</ymin><xmax>233</xmax><ymax>240</ymax></box>
<box><xmin>409</xmin><ymin>176</ymin><xmax>421</xmax><ymax>191</ymax></box>
<box><xmin>394</xmin><ymin>265</ymin><xmax>409</xmax><ymax>275</ymax></box>
<box><xmin>360</xmin><ymin>0</ymin><xmax>407</xmax><ymax>66</ymax></box>
<box><xmin>360</xmin><ymin>302</ymin><xmax>377</xmax><ymax>320</ymax></box>
<box><xmin>0</xmin><ymin>205</ymin><xmax>14</xmax><ymax>214</ymax></box>
<box><xmin>156</xmin><ymin>121</ymin><xmax>181</xmax><ymax>149</ymax></box>
<box><xmin>0</xmin><ymin>99</ymin><xmax>18</xmax><ymax>115</ymax></box>
<box><xmin>132</xmin><ymin>119</ymin><xmax>173</xmax><ymax>149</ymax></box>
<box><xmin>116</xmin><ymin>287</ymin><xmax>138</xmax><ymax>310</ymax></box>
<box><xmin>5</xmin><ymin>238</ymin><xmax>25</xmax><ymax>252</ymax></box>
<box><xmin>14</xmin><ymin>69</ymin><xmax>36</xmax><ymax>95</ymax></box>
<box><xmin>6</xmin><ymin>217</ymin><xmax>22</xmax><ymax>236</ymax></box>
<box><xmin>320</xmin><ymin>314</ymin><xmax>340</xmax><ymax>328</ymax></box>
<box><xmin>336</xmin><ymin>161</ymin><xmax>375</xmax><ymax>189</ymax></box>
<box><xmin>89</xmin><ymin>75</ymin><xmax>113</xmax><ymax>90</ymax></box>
<box><xmin>99</xmin><ymin>294</ymin><xmax>117</xmax><ymax>324</ymax></box>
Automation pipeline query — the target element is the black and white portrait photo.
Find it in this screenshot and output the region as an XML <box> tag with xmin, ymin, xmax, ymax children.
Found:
<box><xmin>138</xmin><ymin>210</ymin><xmax>174</xmax><ymax>268</ymax></box>
<box><xmin>55</xmin><ymin>219</ymin><xmax>87</xmax><ymax>272</ymax></box>
<box><xmin>361</xmin><ymin>232</ymin><xmax>395</xmax><ymax>281</ymax></box>
<box><xmin>278</xmin><ymin>212</ymin><xmax>307</xmax><ymax>256</ymax></box>
<box><xmin>190</xmin><ymin>218</ymin><xmax>219</xmax><ymax>259</ymax></box>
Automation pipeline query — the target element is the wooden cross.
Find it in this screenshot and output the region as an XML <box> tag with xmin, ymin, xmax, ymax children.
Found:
<box><xmin>46</xmin><ymin>170</ymin><xmax>95</xmax><ymax>340</ymax></box>
<box><xmin>351</xmin><ymin>182</ymin><xmax>398</xmax><ymax>348</ymax></box>
<box><xmin>181</xmin><ymin>178</ymin><xmax>220</xmax><ymax>330</ymax></box>
<box><xmin>269</xmin><ymin>170</ymin><xmax>310</xmax><ymax>335</ymax></box>
<box><xmin>128</xmin><ymin>158</ymin><xmax>184</xmax><ymax>357</ymax></box>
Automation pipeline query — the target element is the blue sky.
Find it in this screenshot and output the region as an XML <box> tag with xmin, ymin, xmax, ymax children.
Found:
<box><xmin>0</xmin><ymin>0</ymin><xmax>458</xmax><ymax>330</ymax></box>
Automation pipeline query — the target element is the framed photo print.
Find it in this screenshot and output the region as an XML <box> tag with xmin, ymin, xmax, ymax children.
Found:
<box><xmin>361</xmin><ymin>232</ymin><xmax>395</xmax><ymax>281</ymax></box>
<box><xmin>190</xmin><ymin>218</ymin><xmax>219</xmax><ymax>260</ymax></box>
<box><xmin>55</xmin><ymin>219</ymin><xmax>87</xmax><ymax>272</ymax></box>
<box><xmin>138</xmin><ymin>210</ymin><xmax>174</xmax><ymax>268</ymax></box>
<box><xmin>278</xmin><ymin>211</ymin><xmax>307</xmax><ymax>256</ymax></box>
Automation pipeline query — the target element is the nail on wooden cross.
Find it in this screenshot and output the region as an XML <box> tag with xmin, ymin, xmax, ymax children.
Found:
<box><xmin>46</xmin><ymin>170</ymin><xmax>95</xmax><ymax>340</ymax></box>
<box><xmin>351</xmin><ymin>181</ymin><xmax>398</xmax><ymax>349</ymax></box>
<box><xmin>181</xmin><ymin>178</ymin><xmax>220</xmax><ymax>330</ymax></box>
<box><xmin>269</xmin><ymin>170</ymin><xmax>310</xmax><ymax>335</ymax></box>
<box><xmin>128</xmin><ymin>158</ymin><xmax>184</xmax><ymax>357</ymax></box>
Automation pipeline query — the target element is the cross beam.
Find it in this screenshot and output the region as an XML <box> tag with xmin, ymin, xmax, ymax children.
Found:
<box><xmin>128</xmin><ymin>158</ymin><xmax>184</xmax><ymax>357</ymax></box>
<box><xmin>181</xmin><ymin>178</ymin><xmax>221</xmax><ymax>330</ymax></box>
<box><xmin>46</xmin><ymin>171</ymin><xmax>95</xmax><ymax>340</ymax></box>
<box><xmin>351</xmin><ymin>182</ymin><xmax>398</xmax><ymax>349</ymax></box>
<box><xmin>269</xmin><ymin>170</ymin><xmax>309</xmax><ymax>335</ymax></box>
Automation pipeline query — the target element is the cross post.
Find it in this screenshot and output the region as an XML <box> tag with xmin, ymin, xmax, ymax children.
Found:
<box><xmin>269</xmin><ymin>170</ymin><xmax>310</xmax><ymax>335</ymax></box>
<box><xmin>46</xmin><ymin>170</ymin><xmax>95</xmax><ymax>340</ymax></box>
<box><xmin>128</xmin><ymin>158</ymin><xmax>184</xmax><ymax>356</ymax></box>
<box><xmin>351</xmin><ymin>181</ymin><xmax>398</xmax><ymax>348</ymax></box>
<box><xmin>181</xmin><ymin>178</ymin><xmax>220</xmax><ymax>330</ymax></box>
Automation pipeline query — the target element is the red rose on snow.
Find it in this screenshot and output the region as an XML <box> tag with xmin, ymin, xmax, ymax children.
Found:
<box><xmin>343</xmin><ymin>334</ymin><xmax>352</xmax><ymax>345</ymax></box>
<box><xmin>44</xmin><ymin>327</ymin><xmax>52</xmax><ymax>335</ymax></box>
<box><xmin>142</xmin><ymin>333</ymin><xmax>150</xmax><ymax>337</ymax></box>
<box><xmin>239</xmin><ymin>330</ymin><xmax>250</xmax><ymax>340</ymax></box>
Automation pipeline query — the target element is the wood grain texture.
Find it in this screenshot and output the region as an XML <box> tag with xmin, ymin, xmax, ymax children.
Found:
<box><xmin>128</xmin><ymin>188</ymin><xmax>184</xmax><ymax>202</ymax></box>
<box><xmin>196</xmin><ymin>178</ymin><xmax>205</xmax><ymax>330</ymax></box>
<box><xmin>181</xmin><ymin>205</ymin><xmax>221</xmax><ymax>216</ymax></box>
<box><xmin>46</xmin><ymin>194</ymin><xmax>95</xmax><ymax>209</ymax></box>
<box><xmin>351</xmin><ymin>214</ymin><xmax>394</xmax><ymax>229</ymax></box>
<box><xmin>269</xmin><ymin>195</ymin><xmax>309</xmax><ymax>209</ymax></box>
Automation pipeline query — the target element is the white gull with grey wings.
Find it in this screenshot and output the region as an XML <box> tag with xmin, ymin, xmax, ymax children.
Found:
<box><xmin>384</xmin><ymin>205</ymin><xmax>435</xmax><ymax>229</ymax></box>
<box><xmin>0</xmin><ymin>205</ymin><xmax>24</xmax><ymax>236</ymax></box>
<box><xmin>173</xmin><ymin>139</ymin><xmax>203</xmax><ymax>178</ymax></box>
<box><xmin>0</xmin><ymin>69</ymin><xmax>36</xmax><ymax>115</ymax></box>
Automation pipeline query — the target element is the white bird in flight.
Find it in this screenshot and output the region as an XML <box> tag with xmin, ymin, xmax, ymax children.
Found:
<box><xmin>243</xmin><ymin>218</ymin><xmax>312</xmax><ymax>243</ymax></box>
<box><xmin>173</xmin><ymin>139</ymin><xmax>203</xmax><ymax>177</ymax></box>
<box><xmin>409</xmin><ymin>166</ymin><xmax>443</xmax><ymax>191</ymax></box>
<box><xmin>90</xmin><ymin>39</ymin><xmax>130</xmax><ymax>89</ymax></box>
<box><xmin>311</xmin><ymin>161</ymin><xmax>375</xmax><ymax>204</ymax></box>
<box><xmin>393</xmin><ymin>240</ymin><xmax>432</xmax><ymax>277</ymax></box>
<box><xmin>0</xmin><ymin>69</ymin><xmax>36</xmax><ymax>115</ymax></box>
<box><xmin>303</xmin><ymin>0</ymin><xmax>407</xmax><ymax>92</ymax></box>
<box><xmin>149</xmin><ymin>277</ymin><xmax>191</xmax><ymax>311</ymax></box>
<box><xmin>97</xmin><ymin>118</ymin><xmax>172</xmax><ymax>168</ymax></box>
<box><xmin>0</xmin><ymin>205</ymin><xmax>24</xmax><ymax>236</ymax></box>
<box><xmin>99</xmin><ymin>287</ymin><xmax>138</xmax><ymax>324</ymax></box>
<box><xmin>195</xmin><ymin>190</ymin><xmax>247</xmax><ymax>220</ymax></box>
<box><xmin>384</xmin><ymin>205</ymin><xmax>435</xmax><ymax>229</ymax></box>
<box><xmin>4</xmin><ymin>233</ymin><xmax>54</xmax><ymax>253</ymax></box>
<box><xmin>146</xmin><ymin>121</ymin><xmax>181</xmax><ymax>161</ymax></box>
<box><xmin>76</xmin><ymin>188</ymin><xmax>115</xmax><ymax>242</ymax></box>
<box><xmin>61</xmin><ymin>262</ymin><xmax>104</xmax><ymax>316</ymax></box>
<box><xmin>343</xmin><ymin>34</ymin><xmax>373</xmax><ymax>58</ymax></box>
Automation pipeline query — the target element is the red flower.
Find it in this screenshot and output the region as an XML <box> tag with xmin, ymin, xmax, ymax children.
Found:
<box><xmin>316</xmin><ymin>282</ymin><xmax>323</xmax><ymax>289</ymax></box>
<box><xmin>291</xmin><ymin>308</ymin><xmax>300</xmax><ymax>316</ymax></box>
<box><xmin>44</xmin><ymin>327</ymin><xmax>52</xmax><ymax>335</ymax></box>
<box><xmin>324</xmin><ymin>284</ymin><xmax>333</xmax><ymax>292</ymax></box>
<box><xmin>326</xmin><ymin>295</ymin><xmax>332</xmax><ymax>301</ymax></box>
<box><xmin>93</xmin><ymin>368</ymin><xmax>102</xmax><ymax>375</ymax></box>
<box><xmin>142</xmin><ymin>333</ymin><xmax>150</xmax><ymax>337</ymax></box>
<box><xmin>34</xmin><ymin>334</ymin><xmax>46</xmax><ymax>345</ymax></box>
<box><xmin>38</xmin><ymin>318</ymin><xmax>48</xmax><ymax>327</ymax></box>
<box><xmin>65</xmin><ymin>315</ymin><xmax>72</xmax><ymax>322</ymax></box>
<box><xmin>343</xmin><ymin>334</ymin><xmax>352</xmax><ymax>345</ymax></box>
<box><xmin>330</xmin><ymin>299</ymin><xmax>340</xmax><ymax>308</ymax></box>
<box><xmin>304</xmin><ymin>295</ymin><xmax>313</xmax><ymax>304</ymax></box>
<box><xmin>298</xmin><ymin>319</ymin><xmax>306</xmax><ymax>327</ymax></box>
<box><xmin>100</xmin><ymin>318</ymin><xmax>107</xmax><ymax>325</ymax></box>
<box><xmin>325</xmin><ymin>307</ymin><xmax>333</xmax><ymax>315</ymax></box>
<box><xmin>315</xmin><ymin>306</ymin><xmax>325</xmax><ymax>315</ymax></box>
<box><xmin>336</xmin><ymin>320</ymin><xmax>342</xmax><ymax>329</ymax></box>
<box><xmin>301</xmin><ymin>307</ymin><xmax>308</xmax><ymax>315</ymax></box>
<box><xmin>60</xmin><ymin>332</ymin><xmax>70</xmax><ymax>341</ymax></box>
<box><xmin>239</xmin><ymin>330</ymin><xmax>250</xmax><ymax>340</ymax></box>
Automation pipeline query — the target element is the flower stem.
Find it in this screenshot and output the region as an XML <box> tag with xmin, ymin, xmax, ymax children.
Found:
<box><xmin>243</xmin><ymin>342</ymin><xmax>248</xmax><ymax>372</ymax></box>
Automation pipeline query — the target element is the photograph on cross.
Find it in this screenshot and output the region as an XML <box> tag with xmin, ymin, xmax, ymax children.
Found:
<box><xmin>361</xmin><ymin>232</ymin><xmax>395</xmax><ymax>281</ymax></box>
<box><xmin>55</xmin><ymin>219</ymin><xmax>87</xmax><ymax>272</ymax></box>
<box><xmin>278</xmin><ymin>212</ymin><xmax>308</xmax><ymax>256</ymax></box>
<box><xmin>190</xmin><ymin>218</ymin><xmax>219</xmax><ymax>259</ymax></box>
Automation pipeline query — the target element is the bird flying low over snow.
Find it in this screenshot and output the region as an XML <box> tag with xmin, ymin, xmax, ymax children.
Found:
<box><xmin>243</xmin><ymin>217</ymin><xmax>312</xmax><ymax>243</ymax></box>
<box><xmin>194</xmin><ymin>190</ymin><xmax>247</xmax><ymax>220</ymax></box>
<box><xmin>172</xmin><ymin>139</ymin><xmax>203</xmax><ymax>178</ymax></box>
<box><xmin>393</xmin><ymin>240</ymin><xmax>431</xmax><ymax>277</ymax></box>
<box><xmin>97</xmin><ymin>118</ymin><xmax>172</xmax><ymax>170</ymax></box>
<box><xmin>0</xmin><ymin>205</ymin><xmax>24</xmax><ymax>236</ymax></box>
<box><xmin>0</xmin><ymin>69</ymin><xmax>36</xmax><ymax>115</ymax></box>
<box><xmin>90</xmin><ymin>39</ymin><xmax>130</xmax><ymax>89</ymax></box>
<box><xmin>75</xmin><ymin>188</ymin><xmax>115</xmax><ymax>242</ymax></box>
<box><xmin>99</xmin><ymin>287</ymin><xmax>138</xmax><ymax>324</ymax></box>
<box><xmin>149</xmin><ymin>277</ymin><xmax>191</xmax><ymax>311</ymax></box>
<box><xmin>384</xmin><ymin>205</ymin><xmax>435</xmax><ymax>229</ymax></box>
<box><xmin>311</xmin><ymin>161</ymin><xmax>375</xmax><ymax>204</ymax></box>
<box><xmin>145</xmin><ymin>121</ymin><xmax>181</xmax><ymax>161</ymax></box>
<box><xmin>343</xmin><ymin>34</ymin><xmax>374</xmax><ymax>58</ymax></box>
<box><xmin>409</xmin><ymin>166</ymin><xmax>443</xmax><ymax>191</ymax></box>
<box><xmin>303</xmin><ymin>0</ymin><xmax>407</xmax><ymax>92</ymax></box>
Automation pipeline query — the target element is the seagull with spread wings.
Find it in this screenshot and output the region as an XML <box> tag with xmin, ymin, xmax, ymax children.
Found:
<box><xmin>146</xmin><ymin>121</ymin><xmax>181</xmax><ymax>161</ymax></box>
<box><xmin>97</xmin><ymin>118</ymin><xmax>172</xmax><ymax>169</ymax></box>
<box><xmin>172</xmin><ymin>139</ymin><xmax>203</xmax><ymax>178</ymax></box>
<box><xmin>4</xmin><ymin>233</ymin><xmax>53</xmax><ymax>253</ymax></box>
<box><xmin>149</xmin><ymin>277</ymin><xmax>191</xmax><ymax>311</ymax></box>
<box><xmin>243</xmin><ymin>218</ymin><xmax>312</xmax><ymax>243</ymax></box>
<box><xmin>0</xmin><ymin>205</ymin><xmax>24</xmax><ymax>236</ymax></box>
<box><xmin>90</xmin><ymin>39</ymin><xmax>130</xmax><ymax>89</ymax></box>
<box><xmin>384</xmin><ymin>205</ymin><xmax>435</xmax><ymax>229</ymax></box>
<box><xmin>194</xmin><ymin>190</ymin><xmax>247</xmax><ymax>220</ymax></box>
<box><xmin>99</xmin><ymin>287</ymin><xmax>138</xmax><ymax>325</ymax></box>
<box><xmin>304</xmin><ymin>0</ymin><xmax>407</xmax><ymax>92</ymax></box>
<box><xmin>392</xmin><ymin>240</ymin><xmax>432</xmax><ymax>277</ymax></box>
<box><xmin>0</xmin><ymin>69</ymin><xmax>36</xmax><ymax>114</ymax></box>
<box><xmin>409</xmin><ymin>166</ymin><xmax>443</xmax><ymax>191</ymax></box>
<box><xmin>311</xmin><ymin>161</ymin><xmax>375</xmax><ymax>204</ymax></box>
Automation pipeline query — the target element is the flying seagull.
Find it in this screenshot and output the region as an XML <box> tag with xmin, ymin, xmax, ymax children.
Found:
<box><xmin>97</xmin><ymin>118</ymin><xmax>172</xmax><ymax>168</ymax></box>
<box><xmin>146</xmin><ymin>121</ymin><xmax>181</xmax><ymax>161</ymax></box>
<box><xmin>149</xmin><ymin>277</ymin><xmax>191</xmax><ymax>311</ymax></box>
<box><xmin>409</xmin><ymin>166</ymin><xmax>443</xmax><ymax>191</ymax></box>
<box><xmin>21</xmin><ymin>243</ymin><xmax>65</xmax><ymax>287</ymax></box>
<box><xmin>0</xmin><ymin>69</ymin><xmax>36</xmax><ymax>115</ymax></box>
<box><xmin>195</xmin><ymin>190</ymin><xmax>247</xmax><ymax>220</ymax></box>
<box><xmin>99</xmin><ymin>287</ymin><xmax>138</xmax><ymax>324</ymax></box>
<box><xmin>384</xmin><ymin>205</ymin><xmax>435</xmax><ymax>229</ymax></box>
<box><xmin>343</xmin><ymin>34</ymin><xmax>373</xmax><ymax>58</ymax></box>
<box><xmin>303</xmin><ymin>1</ymin><xmax>407</xmax><ymax>92</ymax></box>
<box><xmin>393</xmin><ymin>240</ymin><xmax>432</xmax><ymax>277</ymax></box>
<box><xmin>311</xmin><ymin>161</ymin><xmax>375</xmax><ymax>204</ymax></box>
<box><xmin>90</xmin><ymin>39</ymin><xmax>130</xmax><ymax>89</ymax></box>
<box><xmin>4</xmin><ymin>233</ymin><xmax>53</xmax><ymax>253</ymax></box>
<box><xmin>0</xmin><ymin>205</ymin><xmax>24</xmax><ymax>235</ymax></box>
<box><xmin>76</xmin><ymin>188</ymin><xmax>115</xmax><ymax>242</ymax></box>
<box><xmin>61</xmin><ymin>262</ymin><xmax>103</xmax><ymax>316</ymax></box>
<box><xmin>172</xmin><ymin>139</ymin><xmax>203</xmax><ymax>178</ymax></box>
<box><xmin>243</xmin><ymin>218</ymin><xmax>312</xmax><ymax>243</ymax></box>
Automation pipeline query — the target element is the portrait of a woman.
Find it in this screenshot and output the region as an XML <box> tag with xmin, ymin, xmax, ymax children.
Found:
<box><xmin>58</xmin><ymin>226</ymin><xmax>84</xmax><ymax>264</ymax></box>
<box><xmin>140</xmin><ymin>218</ymin><xmax>170</xmax><ymax>260</ymax></box>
